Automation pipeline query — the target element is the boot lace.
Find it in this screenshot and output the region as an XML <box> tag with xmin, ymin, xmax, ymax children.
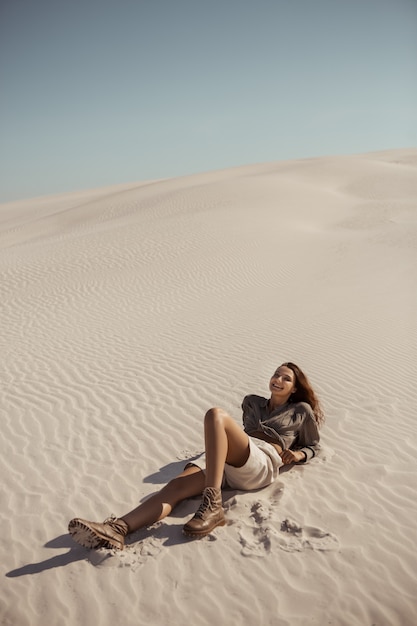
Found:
<box><xmin>103</xmin><ymin>515</ymin><xmax>127</xmax><ymax>535</ymax></box>
<box><xmin>194</xmin><ymin>489</ymin><xmax>217</xmax><ymax>519</ymax></box>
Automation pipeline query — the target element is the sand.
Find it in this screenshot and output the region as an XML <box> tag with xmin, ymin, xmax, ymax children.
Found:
<box><xmin>1</xmin><ymin>149</ymin><xmax>416</xmax><ymax>626</ymax></box>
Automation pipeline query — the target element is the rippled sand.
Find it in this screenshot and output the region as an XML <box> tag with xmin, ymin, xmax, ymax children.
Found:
<box><xmin>1</xmin><ymin>149</ymin><xmax>416</xmax><ymax>626</ymax></box>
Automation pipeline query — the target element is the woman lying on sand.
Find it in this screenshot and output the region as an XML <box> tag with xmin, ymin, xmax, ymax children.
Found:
<box><xmin>68</xmin><ymin>362</ymin><xmax>324</xmax><ymax>550</ymax></box>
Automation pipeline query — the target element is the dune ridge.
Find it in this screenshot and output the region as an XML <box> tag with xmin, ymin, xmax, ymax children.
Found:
<box><xmin>1</xmin><ymin>149</ymin><xmax>416</xmax><ymax>626</ymax></box>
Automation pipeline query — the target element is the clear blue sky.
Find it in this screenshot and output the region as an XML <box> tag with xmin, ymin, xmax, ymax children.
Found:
<box><xmin>1</xmin><ymin>0</ymin><xmax>416</xmax><ymax>202</ymax></box>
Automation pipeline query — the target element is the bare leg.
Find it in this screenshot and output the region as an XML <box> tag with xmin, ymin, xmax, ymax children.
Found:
<box><xmin>68</xmin><ymin>466</ymin><xmax>205</xmax><ymax>549</ymax></box>
<box><xmin>122</xmin><ymin>409</ymin><xmax>249</xmax><ymax>532</ymax></box>
<box><xmin>120</xmin><ymin>465</ymin><xmax>205</xmax><ymax>533</ymax></box>
<box><xmin>69</xmin><ymin>409</ymin><xmax>251</xmax><ymax>548</ymax></box>
<box><xmin>204</xmin><ymin>407</ymin><xmax>250</xmax><ymax>489</ymax></box>
<box><xmin>181</xmin><ymin>408</ymin><xmax>250</xmax><ymax>537</ymax></box>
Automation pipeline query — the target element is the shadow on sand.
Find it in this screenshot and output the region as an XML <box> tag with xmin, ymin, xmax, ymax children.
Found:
<box><xmin>6</xmin><ymin>457</ymin><xmax>292</xmax><ymax>578</ymax></box>
<box><xmin>5</xmin><ymin>454</ymin><xmax>205</xmax><ymax>578</ymax></box>
<box><xmin>6</xmin><ymin>534</ymin><xmax>89</xmax><ymax>578</ymax></box>
<box><xmin>5</xmin><ymin>519</ymin><xmax>205</xmax><ymax>578</ymax></box>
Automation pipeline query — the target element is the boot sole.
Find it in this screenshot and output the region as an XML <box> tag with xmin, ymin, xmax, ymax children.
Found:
<box><xmin>182</xmin><ymin>518</ymin><xmax>226</xmax><ymax>538</ymax></box>
<box><xmin>68</xmin><ymin>519</ymin><xmax>123</xmax><ymax>550</ymax></box>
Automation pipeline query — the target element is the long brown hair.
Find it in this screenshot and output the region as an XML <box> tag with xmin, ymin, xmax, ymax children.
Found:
<box><xmin>281</xmin><ymin>362</ymin><xmax>325</xmax><ymax>427</ymax></box>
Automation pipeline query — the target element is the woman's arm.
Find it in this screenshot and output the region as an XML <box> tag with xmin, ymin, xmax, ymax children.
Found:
<box><xmin>295</xmin><ymin>411</ymin><xmax>321</xmax><ymax>462</ymax></box>
<box><xmin>249</xmin><ymin>431</ymin><xmax>306</xmax><ymax>464</ymax></box>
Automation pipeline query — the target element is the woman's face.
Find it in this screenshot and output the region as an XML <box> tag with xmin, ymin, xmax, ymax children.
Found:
<box><xmin>269</xmin><ymin>365</ymin><xmax>297</xmax><ymax>401</ymax></box>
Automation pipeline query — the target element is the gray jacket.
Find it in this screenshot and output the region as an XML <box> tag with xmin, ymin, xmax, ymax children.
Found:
<box><xmin>241</xmin><ymin>395</ymin><xmax>320</xmax><ymax>462</ymax></box>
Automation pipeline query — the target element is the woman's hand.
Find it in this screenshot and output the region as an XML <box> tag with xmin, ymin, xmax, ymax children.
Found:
<box><xmin>280</xmin><ymin>449</ymin><xmax>306</xmax><ymax>465</ymax></box>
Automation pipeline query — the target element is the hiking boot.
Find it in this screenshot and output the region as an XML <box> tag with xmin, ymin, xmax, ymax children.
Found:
<box><xmin>68</xmin><ymin>515</ymin><xmax>129</xmax><ymax>550</ymax></box>
<box><xmin>183</xmin><ymin>487</ymin><xmax>226</xmax><ymax>537</ymax></box>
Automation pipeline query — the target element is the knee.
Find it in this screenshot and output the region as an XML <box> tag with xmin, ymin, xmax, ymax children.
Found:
<box><xmin>204</xmin><ymin>407</ymin><xmax>227</xmax><ymax>425</ymax></box>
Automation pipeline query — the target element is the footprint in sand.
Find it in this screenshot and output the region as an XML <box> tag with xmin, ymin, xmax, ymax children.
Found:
<box><xmin>237</xmin><ymin>501</ymin><xmax>276</xmax><ymax>557</ymax></box>
<box><xmin>238</xmin><ymin>499</ymin><xmax>339</xmax><ymax>557</ymax></box>
<box><xmin>277</xmin><ymin>518</ymin><xmax>339</xmax><ymax>552</ymax></box>
<box><xmin>239</xmin><ymin>526</ymin><xmax>272</xmax><ymax>557</ymax></box>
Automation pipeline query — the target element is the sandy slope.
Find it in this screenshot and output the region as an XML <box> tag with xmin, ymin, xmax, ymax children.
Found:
<box><xmin>1</xmin><ymin>149</ymin><xmax>416</xmax><ymax>626</ymax></box>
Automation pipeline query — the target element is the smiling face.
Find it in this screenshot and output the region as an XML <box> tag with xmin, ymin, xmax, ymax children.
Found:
<box><xmin>269</xmin><ymin>365</ymin><xmax>297</xmax><ymax>404</ymax></box>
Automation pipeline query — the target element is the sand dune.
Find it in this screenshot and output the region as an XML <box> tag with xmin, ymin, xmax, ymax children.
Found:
<box><xmin>1</xmin><ymin>149</ymin><xmax>416</xmax><ymax>625</ymax></box>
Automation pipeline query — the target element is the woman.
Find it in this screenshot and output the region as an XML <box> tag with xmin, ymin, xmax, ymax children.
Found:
<box><xmin>68</xmin><ymin>362</ymin><xmax>324</xmax><ymax>550</ymax></box>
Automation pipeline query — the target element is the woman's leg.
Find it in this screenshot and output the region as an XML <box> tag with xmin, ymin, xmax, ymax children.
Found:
<box><xmin>68</xmin><ymin>465</ymin><xmax>205</xmax><ymax>550</ymax></box>
<box><xmin>69</xmin><ymin>408</ymin><xmax>249</xmax><ymax>547</ymax></box>
<box><xmin>204</xmin><ymin>407</ymin><xmax>250</xmax><ymax>489</ymax></box>
<box><xmin>121</xmin><ymin>465</ymin><xmax>205</xmax><ymax>532</ymax></box>
<box><xmin>122</xmin><ymin>407</ymin><xmax>247</xmax><ymax>532</ymax></box>
<box><xmin>183</xmin><ymin>408</ymin><xmax>250</xmax><ymax>537</ymax></box>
